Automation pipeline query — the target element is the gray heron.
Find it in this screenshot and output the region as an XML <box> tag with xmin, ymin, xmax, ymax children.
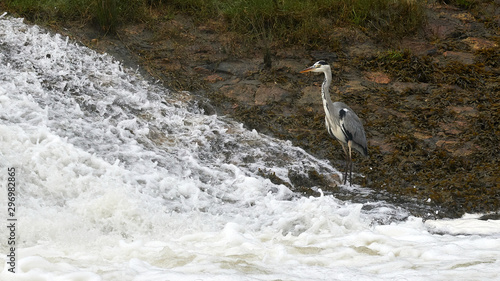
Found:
<box><xmin>300</xmin><ymin>60</ymin><xmax>368</xmax><ymax>186</ymax></box>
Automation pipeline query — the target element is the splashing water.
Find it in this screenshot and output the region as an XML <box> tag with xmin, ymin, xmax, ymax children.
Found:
<box><xmin>0</xmin><ymin>14</ymin><xmax>499</xmax><ymax>281</ymax></box>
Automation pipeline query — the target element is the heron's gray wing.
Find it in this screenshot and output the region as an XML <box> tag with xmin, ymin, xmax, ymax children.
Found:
<box><xmin>339</xmin><ymin>107</ymin><xmax>368</xmax><ymax>156</ymax></box>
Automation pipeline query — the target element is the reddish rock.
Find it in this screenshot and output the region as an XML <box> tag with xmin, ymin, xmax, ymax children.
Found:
<box><xmin>193</xmin><ymin>66</ymin><xmax>212</xmax><ymax>74</ymax></box>
<box><xmin>462</xmin><ymin>37</ymin><xmax>498</xmax><ymax>51</ymax></box>
<box><xmin>391</xmin><ymin>82</ymin><xmax>430</xmax><ymax>93</ymax></box>
<box><xmin>400</xmin><ymin>38</ymin><xmax>437</xmax><ymax>56</ymax></box>
<box><xmin>255</xmin><ymin>85</ymin><xmax>290</xmax><ymax>105</ymax></box>
<box><xmin>363</xmin><ymin>71</ymin><xmax>391</xmax><ymax>84</ymax></box>
<box><xmin>298</xmin><ymin>86</ymin><xmax>322</xmax><ymax>106</ymax></box>
<box><xmin>369</xmin><ymin>137</ymin><xmax>395</xmax><ymax>154</ymax></box>
<box><xmin>426</xmin><ymin>18</ymin><xmax>459</xmax><ymax>39</ymax></box>
<box><xmin>447</xmin><ymin>106</ymin><xmax>478</xmax><ymax>117</ymax></box>
<box><xmin>436</xmin><ymin>139</ymin><xmax>459</xmax><ymax>151</ymax></box>
<box><xmin>161</xmin><ymin>61</ymin><xmax>182</xmax><ymax>72</ymax></box>
<box><xmin>220</xmin><ymin>84</ymin><xmax>256</xmax><ymax>105</ymax></box>
<box><xmin>452</xmin><ymin>12</ymin><xmax>475</xmax><ymax>22</ymax></box>
<box><xmin>440</xmin><ymin>120</ymin><xmax>467</xmax><ymax>135</ymax></box>
<box><xmin>204</xmin><ymin>74</ymin><xmax>224</xmax><ymax>83</ymax></box>
<box><xmin>451</xmin><ymin>142</ymin><xmax>480</xmax><ymax>157</ymax></box>
<box><xmin>443</xmin><ymin>51</ymin><xmax>474</xmax><ymax>65</ymax></box>
<box><xmin>339</xmin><ymin>79</ymin><xmax>368</xmax><ymax>94</ymax></box>
<box><xmin>436</xmin><ymin>139</ymin><xmax>478</xmax><ymax>157</ymax></box>
<box><xmin>413</xmin><ymin>131</ymin><xmax>433</xmax><ymax>140</ymax></box>
<box><xmin>348</xmin><ymin>42</ymin><xmax>382</xmax><ymax>58</ymax></box>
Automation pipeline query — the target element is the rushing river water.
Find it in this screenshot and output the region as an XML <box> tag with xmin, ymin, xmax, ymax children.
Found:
<box><xmin>1</xmin><ymin>14</ymin><xmax>499</xmax><ymax>281</ymax></box>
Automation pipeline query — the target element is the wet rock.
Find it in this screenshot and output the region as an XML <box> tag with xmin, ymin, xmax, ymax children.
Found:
<box><xmin>161</xmin><ymin>60</ymin><xmax>183</xmax><ymax>72</ymax></box>
<box><xmin>275</xmin><ymin>59</ymin><xmax>308</xmax><ymax>73</ymax></box>
<box><xmin>436</xmin><ymin>139</ymin><xmax>460</xmax><ymax>153</ymax></box>
<box><xmin>254</xmin><ymin>85</ymin><xmax>290</xmax><ymax>105</ymax></box>
<box><xmin>193</xmin><ymin>66</ymin><xmax>213</xmax><ymax>74</ymax></box>
<box><xmin>220</xmin><ymin>84</ymin><xmax>257</xmax><ymax>105</ymax></box>
<box><xmin>52</xmin><ymin>1</ymin><xmax>500</xmax><ymax>218</ymax></box>
<box><xmin>425</xmin><ymin>4</ymin><xmax>466</xmax><ymax>39</ymax></box>
<box><xmin>447</xmin><ymin>106</ymin><xmax>478</xmax><ymax>117</ymax></box>
<box><xmin>298</xmin><ymin>86</ymin><xmax>321</xmax><ymax>103</ymax></box>
<box><xmin>413</xmin><ymin>131</ymin><xmax>433</xmax><ymax>140</ymax></box>
<box><xmin>452</xmin><ymin>12</ymin><xmax>475</xmax><ymax>22</ymax></box>
<box><xmin>363</xmin><ymin>71</ymin><xmax>391</xmax><ymax>84</ymax></box>
<box><xmin>204</xmin><ymin>74</ymin><xmax>224</xmax><ymax>83</ymax></box>
<box><xmin>400</xmin><ymin>38</ymin><xmax>437</xmax><ymax>56</ymax></box>
<box><xmin>391</xmin><ymin>82</ymin><xmax>431</xmax><ymax>93</ymax></box>
<box><xmin>443</xmin><ymin>51</ymin><xmax>474</xmax><ymax>64</ymax></box>
<box><xmin>440</xmin><ymin>120</ymin><xmax>467</xmax><ymax>135</ymax></box>
<box><xmin>348</xmin><ymin>42</ymin><xmax>381</xmax><ymax>58</ymax></box>
<box><xmin>310</xmin><ymin>50</ymin><xmax>338</xmax><ymax>62</ymax></box>
<box><xmin>426</xmin><ymin>17</ymin><xmax>460</xmax><ymax>39</ymax></box>
<box><xmin>216</xmin><ymin>60</ymin><xmax>259</xmax><ymax>76</ymax></box>
<box><xmin>462</xmin><ymin>37</ymin><xmax>498</xmax><ymax>51</ymax></box>
<box><xmin>369</xmin><ymin>137</ymin><xmax>395</xmax><ymax>154</ymax></box>
<box><xmin>338</xmin><ymin>80</ymin><xmax>368</xmax><ymax>94</ymax></box>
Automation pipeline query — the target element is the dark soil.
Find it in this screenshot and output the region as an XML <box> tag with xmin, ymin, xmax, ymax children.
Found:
<box><xmin>21</xmin><ymin>2</ymin><xmax>500</xmax><ymax>219</ymax></box>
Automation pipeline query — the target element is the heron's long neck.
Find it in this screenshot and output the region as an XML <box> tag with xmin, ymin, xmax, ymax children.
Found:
<box><xmin>321</xmin><ymin>69</ymin><xmax>334</xmax><ymax>106</ymax></box>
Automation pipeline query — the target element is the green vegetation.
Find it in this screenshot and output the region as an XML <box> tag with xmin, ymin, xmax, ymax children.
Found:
<box><xmin>438</xmin><ymin>0</ymin><xmax>475</xmax><ymax>9</ymax></box>
<box><xmin>2</xmin><ymin>0</ymin><xmax>145</xmax><ymax>32</ymax></box>
<box><xmin>2</xmin><ymin>0</ymin><xmax>425</xmax><ymax>44</ymax></box>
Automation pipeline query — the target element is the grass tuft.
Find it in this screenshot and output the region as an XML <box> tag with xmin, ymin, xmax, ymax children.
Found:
<box><xmin>3</xmin><ymin>0</ymin><xmax>426</xmax><ymax>44</ymax></box>
<box><xmin>2</xmin><ymin>0</ymin><xmax>145</xmax><ymax>33</ymax></box>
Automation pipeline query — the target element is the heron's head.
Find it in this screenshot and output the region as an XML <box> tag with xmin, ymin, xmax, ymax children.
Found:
<box><xmin>300</xmin><ymin>60</ymin><xmax>330</xmax><ymax>74</ymax></box>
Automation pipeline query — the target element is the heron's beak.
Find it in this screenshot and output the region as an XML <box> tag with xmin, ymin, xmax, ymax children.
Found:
<box><xmin>300</xmin><ymin>66</ymin><xmax>314</xmax><ymax>73</ymax></box>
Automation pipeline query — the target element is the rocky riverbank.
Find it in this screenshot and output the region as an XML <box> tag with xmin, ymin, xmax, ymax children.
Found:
<box><xmin>24</xmin><ymin>2</ymin><xmax>500</xmax><ymax>218</ymax></box>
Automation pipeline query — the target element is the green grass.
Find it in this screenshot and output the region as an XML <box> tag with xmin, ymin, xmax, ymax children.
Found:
<box><xmin>2</xmin><ymin>0</ymin><xmax>86</xmax><ymax>22</ymax></box>
<box><xmin>2</xmin><ymin>0</ymin><xmax>145</xmax><ymax>32</ymax></box>
<box><xmin>158</xmin><ymin>0</ymin><xmax>427</xmax><ymax>48</ymax></box>
<box><xmin>2</xmin><ymin>0</ymin><xmax>426</xmax><ymax>44</ymax></box>
<box><xmin>438</xmin><ymin>0</ymin><xmax>476</xmax><ymax>9</ymax></box>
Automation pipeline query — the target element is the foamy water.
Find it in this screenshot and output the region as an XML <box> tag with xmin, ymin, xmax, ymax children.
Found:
<box><xmin>0</xmin><ymin>14</ymin><xmax>499</xmax><ymax>281</ymax></box>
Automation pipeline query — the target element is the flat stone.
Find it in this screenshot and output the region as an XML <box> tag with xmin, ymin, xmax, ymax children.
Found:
<box><xmin>436</xmin><ymin>139</ymin><xmax>478</xmax><ymax>157</ymax></box>
<box><xmin>254</xmin><ymin>85</ymin><xmax>290</xmax><ymax>105</ymax></box>
<box><xmin>436</xmin><ymin>139</ymin><xmax>459</xmax><ymax>149</ymax></box>
<box><xmin>310</xmin><ymin>50</ymin><xmax>338</xmax><ymax>62</ymax></box>
<box><xmin>451</xmin><ymin>142</ymin><xmax>480</xmax><ymax>157</ymax></box>
<box><xmin>443</xmin><ymin>51</ymin><xmax>474</xmax><ymax>64</ymax></box>
<box><xmin>160</xmin><ymin>60</ymin><xmax>182</xmax><ymax>72</ymax></box>
<box><xmin>339</xmin><ymin>80</ymin><xmax>367</xmax><ymax>94</ymax></box>
<box><xmin>216</xmin><ymin>61</ymin><xmax>259</xmax><ymax>76</ymax></box>
<box><xmin>452</xmin><ymin>12</ymin><xmax>475</xmax><ymax>22</ymax></box>
<box><xmin>204</xmin><ymin>74</ymin><xmax>224</xmax><ymax>83</ymax></box>
<box><xmin>414</xmin><ymin>131</ymin><xmax>433</xmax><ymax>140</ymax></box>
<box><xmin>275</xmin><ymin>59</ymin><xmax>307</xmax><ymax>72</ymax></box>
<box><xmin>369</xmin><ymin>137</ymin><xmax>395</xmax><ymax>154</ymax></box>
<box><xmin>363</xmin><ymin>71</ymin><xmax>391</xmax><ymax>84</ymax></box>
<box><xmin>440</xmin><ymin>120</ymin><xmax>467</xmax><ymax>135</ymax></box>
<box><xmin>426</xmin><ymin>18</ymin><xmax>459</xmax><ymax>39</ymax></box>
<box><xmin>391</xmin><ymin>82</ymin><xmax>430</xmax><ymax>93</ymax></box>
<box><xmin>447</xmin><ymin>106</ymin><xmax>478</xmax><ymax>117</ymax></box>
<box><xmin>348</xmin><ymin>42</ymin><xmax>381</xmax><ymax>58</ymax></box>
<box><xmin>298</xmin><ymin>86</ymin><xmax>322</xmax><ymax>106</ymax></box>
<box><xmin>462</xmin><ymin>37</ymin><xmax>498</xmax><ymax>51</ymax></box>
<box><xmin>400</xmin><ymin>38</ymin><xmax>437</xmax><ymax>56</ymax></box>
<box><xmin>220</xmin><ymin>84</ymin><xmax>257</xmax><ymax>105</ymax></box>
<box><xmin>193</xmin><ymin>66</ymin><xmax>212</xmax><ymax>74</ymax></box>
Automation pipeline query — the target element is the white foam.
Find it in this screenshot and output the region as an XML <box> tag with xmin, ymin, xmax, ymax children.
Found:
<box><xmin>426</xmin><ymin>214</ymin><xmax>500</xmax><ymax>235</ymax></box>
<box><xmin>0</xmin><ymin>15</ymin><xmax>499</xmax><ymax>281</ymax></box>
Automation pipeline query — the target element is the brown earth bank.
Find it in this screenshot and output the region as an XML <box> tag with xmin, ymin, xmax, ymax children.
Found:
<box><xmin>13</xmin><ymin>2</ymin><xmax>500</xmax><ymax>219</ymax></box>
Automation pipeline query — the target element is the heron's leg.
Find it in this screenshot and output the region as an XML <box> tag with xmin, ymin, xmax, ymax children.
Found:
<box><xmin>344</xmin><ymin>157</ymin><xmax>349</xmax><ymax>185</ymax></box>
<box><xmin>340</xmin><ymin>142</ymin><xmax>349</xmax><ymax>185</ymax></box>
<box><xmin>347</xmin><ymin>141</ymin><xmax>353</xmax><ymax>186</ymax></box>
